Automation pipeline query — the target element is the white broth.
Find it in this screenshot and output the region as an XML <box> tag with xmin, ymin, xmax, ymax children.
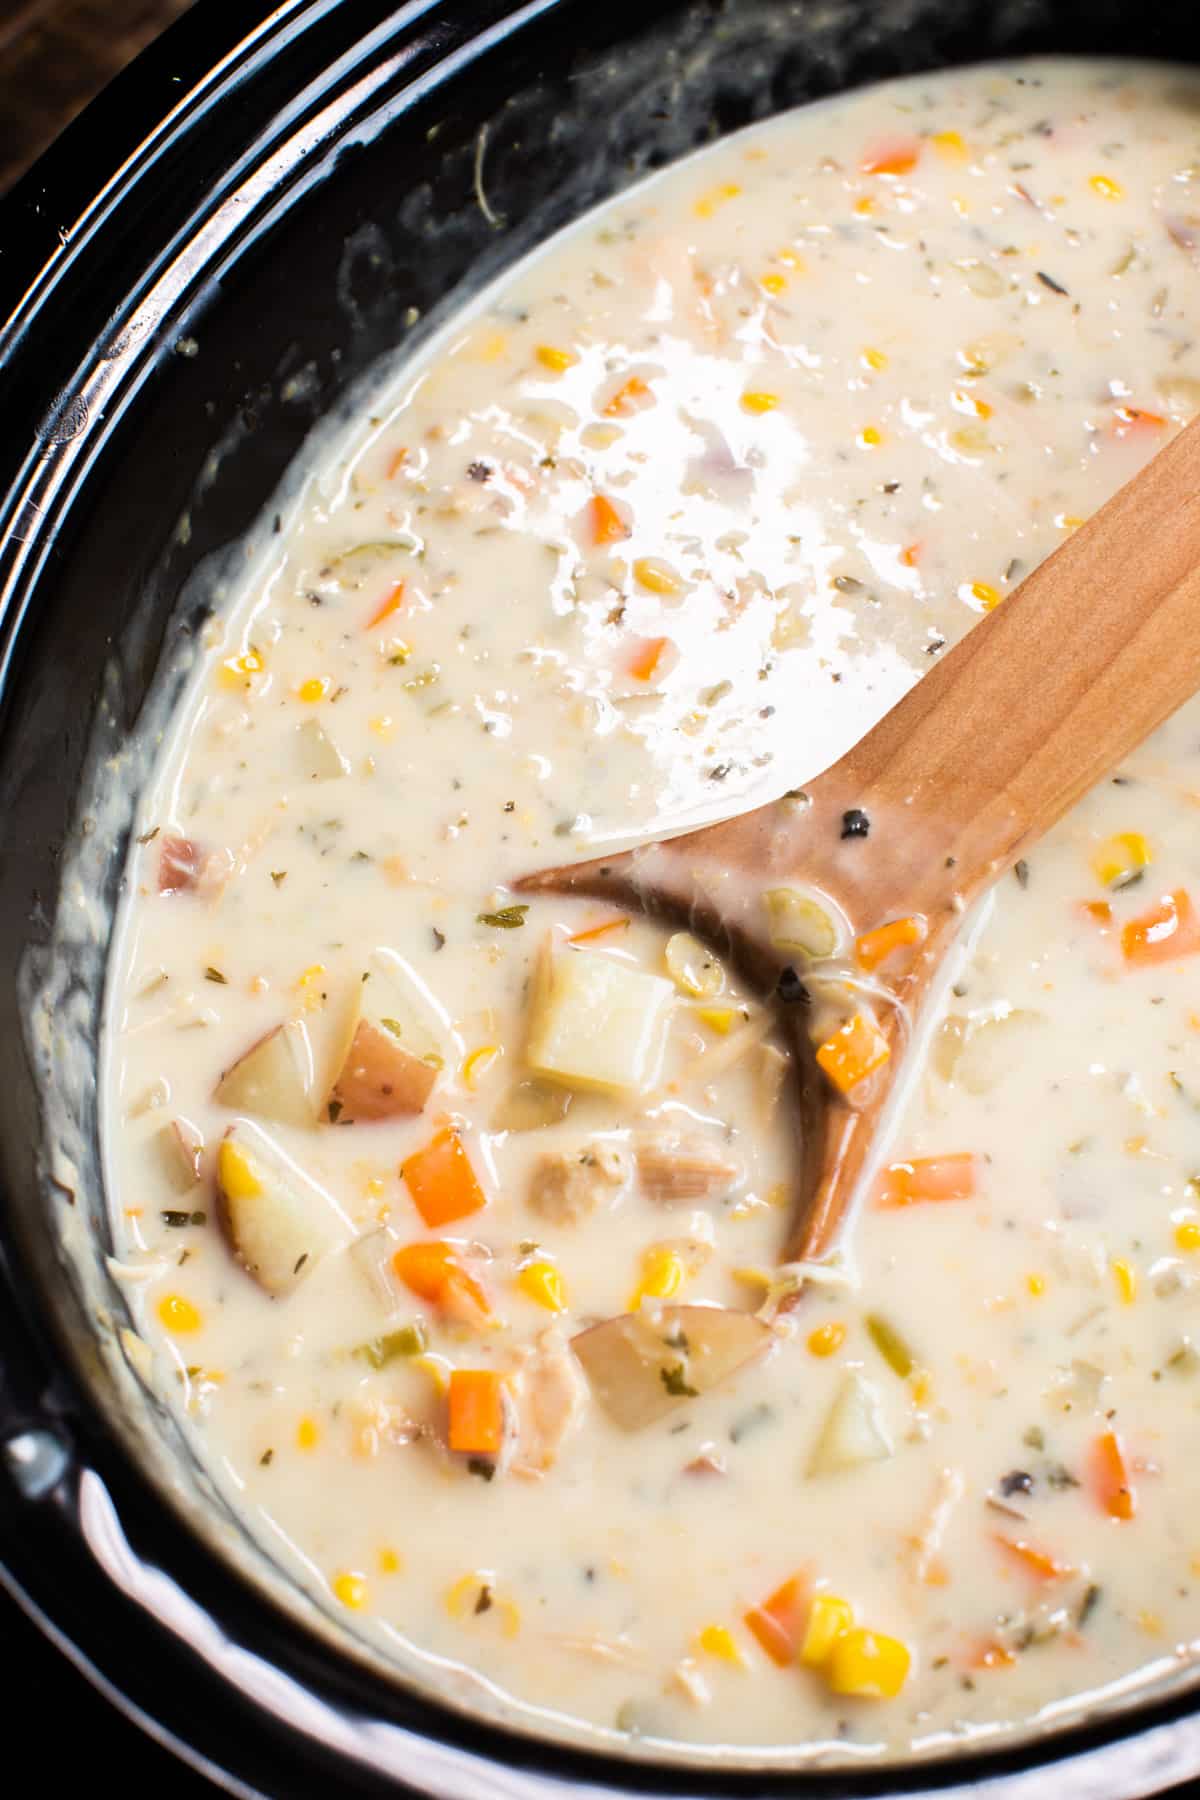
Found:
<box><xmin>104</xmin><ymin>56</ymin><xmax>1200</xmax><ymax>1759</ymax></box>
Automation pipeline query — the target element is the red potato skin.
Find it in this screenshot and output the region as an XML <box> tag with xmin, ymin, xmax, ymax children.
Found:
<box><xmin>158</xmin><ymin>835</ymin><xmax>204</xmax><ymax>893</ymax></box>
<box><xmin>330</xmin><ymin>1020</ymin><xmax>437</xmax><ymax>1121</ymax></box>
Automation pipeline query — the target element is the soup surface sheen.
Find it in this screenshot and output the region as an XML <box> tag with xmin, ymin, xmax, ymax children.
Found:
<box><xmin>106</xmin><ymin>56</ymin><xmax>1200</xmax><ymax>1760</ymax></box>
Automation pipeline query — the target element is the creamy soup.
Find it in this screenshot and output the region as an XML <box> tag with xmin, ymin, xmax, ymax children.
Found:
<box><xmin>104</xmin><ymin>57</ymin><xmax>1200</xmax><ymax>1761</ymax></box>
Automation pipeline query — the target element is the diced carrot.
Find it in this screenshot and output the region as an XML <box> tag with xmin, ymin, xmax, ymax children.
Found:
<box><xmin>367</xmin><ymin>582</ymin><xmax>405</xmax><ymax>629</ymax></box>
<box><xmin>448</xmin><ymin>1369</ymin><xmax>506</xmax><ymax>1455</ymax></box>
<box><xmin>589</xmin><ymin>494</ymin><xmax>630</xmax><ymax>545</ymax></box>
<box><xmin>402</xmin><ymin>1129</ymin><xmax>487</xmax><ymax>1229</ymax></box>
<box><xmin>393</xmin><ymin>1240</ymin><xmax>490</xmax><ymax>1325</ymax></box>
<box><xmin>385</xmin><ymin>447</ymin><xmax>408</xmax><ymax>479</ymax></box>
<box><xmin>861</xmin><ymin>138</ymin><xmax>920</xmax><ymax>176</ymax></box>
<box><xmin>627</xmin><ymin>636</ymin><xmax>674</xmax><ymax>683</ymax></box>
<box><xmin>899</xmin><ymin>542</ymin><xmax>921</xmax><ymax>568</ymax></box>
<box><xmin>875</xmin><ymin>1153</ymin><xmax>978</xmax><ymax>1208</ymax></box>
<box><xmin>1079</xmin><ymin>899</ymin><xmax>1113</xmax><ymax>928</ymax></box>
<box><xmin>855</xmin><ymin>915</ymin><xmax>927</xmax><ymax>972</ymax></box>
<box><xmin>744</xmin><ymin>1572</ymin><xmax>809</xmax><ymax>1666</ymax></box>
<box><xmin>1090</xmin><ymin>1430</ymin><xmax>1136</xmax><ymax>1521</ymax></box>
<box><xmin>567</xmin><ymin>915</ymin><xmax>631</xmax><ymax>945</ymax></box>
<box><xmin>1111</xmin><ymin>407</ymin><xmax>1167</xmax><ymax>439</ymax></box>
<box><xmin>1122</xmin><ymin>889</ymin><xmax>1200</xmax><ymax>966</ymax></box>
<box><xmin>815</xmin><ymin>1012</ymin><xmax>890</xmax><ymax>1096</ymax></box>
<box><xmin>993</xmin><ymin>1534</ymin><xmax>1073</xmax><ymax>1582</ymax></box>
<box><xmin>603</xmin><ymin>375</ymin><xmax>653</xmax><ymax>417</ymax></box>
<box><xmin>158</xmin><ymin>835</ymin><xmax>203</xmax><ymax>894</ymax></box>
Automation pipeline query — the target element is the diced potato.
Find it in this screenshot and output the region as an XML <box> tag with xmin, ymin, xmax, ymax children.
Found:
<box><xmin>215</xmin><ymin>1021</ymin><xmax>316</xmax><ymax>1128</ymax></box>
<box><xmin>297</xmin><ymin>716</ymin><xmax>349</xmax><ymax>782</ymax></box>
<box><xmin>526</xmin><ymin>945</ymin><xmax>673</xmax><ymax>1095</ymax></box>
<box><xmin>572</xmin><ymin>1303</ymin><xmax>771</xmax><ymax>1431</ymax></box>
<box><xmin>807</xmin><ymin>1372</ymin><xmax>893</xmax><ymax>1477</ymax></box>
<box><xmin>155</xmin><ymin>1118</ymin><xmax>204</xmax><ymax>1193</ymax></box>
<box><xmin>216</xmin><ymin>1121</ymin><xmax>351</xmax><ymax>1295</ymax></box>
<box><xmin>953</xmin><ymin>1008</ymin><xmax>1044</xmax><ymax>1096</ymax></box>
<box><xmin>330</xmin><ymin>1020</ymin><xmax>438</xmax><ymax>1122</ymax></box>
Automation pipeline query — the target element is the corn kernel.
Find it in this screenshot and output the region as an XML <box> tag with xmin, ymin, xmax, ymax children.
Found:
<box><xmin>219</xmin><ymin>648</ymin><xmax>265</xmax><ymax>689</ymax></box>
<box><xmin>697</xmin><ymin>1623</ymin><xmax>744</xmax><ymax>1666</ymax></box>
<box><xmin>854</xmin><ymin>196</ymin><xmax>875</xmax><ymax>216</ymax></box>
<box><xmin>697</xmin><ymin>1006</ymin><xmax>736</xmax><ymax>1035</ymax></box>
<box><xmin>932</xmin><ymin>130</ymin><xmax>968</xmax><ymax>161</ymax></box>
<box><xmin>910</xmin><ymin>1368</ymin><xmax>934</xmax><ymax>1406</ymax></box>
<box><xmin>1057</xmin><ymin>513</ymin><xmax>1086</xmax><ymax>531</ymax></box>
<box><xmin>631</xmin><ymin>1246</ymin><xmax>686</xmax><ymax>1309</ymax></box>
<box><xmin>157</xmin><ymin>1293</ymin><xmax>202</xmax><ymax>1334</ymax></box>
<box><xmin>807</xmin><ymin>1321</ymin><xmax>846</xmax><ymax>1357</ymax></box>
<box><xmin>633</xmin><ymin>557</ymin><xmax>681</xmax><ymax>596</ymax></box>
<box><xmin>297</xmin><ymin>1416</ymin><xmax>320</xmax><ymax>1450</ymax></box>
<box><xmin>461</xmin><ymin>1043</ymin><xmax>501</xmax><ymax>1090</ymax></box>
<box><xmin>776</xmin><ymin>248</ymin><xmax>805</xmax><ymax>270</ymax></box>
<box><xmin>741</xmin><ymin>391</ymin><xmax>780</xmax><ymax>415</ymax></box>
<box><xmin>536</xmin><ymin>344</ymin><xmax>578</xmax><ymax>373</ymax></box>
<box><xmin>827</xmin><ymin>1626</ymin><xmax>912</xmax><ymax>1698</ymax></box>
<box><xmin>297</xmin><ymin>676</ymin><xmax>330</xmax><ymax>704</ymax></box>
<box><xmin>693</xmin><ymin>182</ymin><xmax>741</xmax><ymax>218</ymax></box>
<box><xmin>1175</xmin><ymin>1220</ymin><xmax>1200</xmax><ymax>1252</ymax></box>
<box><xmin>960</xmin><ymin>580</ymin><xmax>1001</xmax><ymax>611</ymax></box>
<box><xmin>1091</xmin><ymin>831</ymin><xmax>1151</xmax><ymax>889</ymax></box>
<box><xmin>518</xmin><ymin>1260</ymin><xmax>568</xmax><ymax>1313</ymax></box>
<box><xmin>365</xmin><ymin>1175</ymin><xmax>386</xmax><ymax>1200</ymax></box>
<box><xmin>861</xmin><ymin>347</ymin><xmax>888</xmax><ymax>372</ymax></box>
<box><xmin>1112</xmin><ymin>1257</ymin><xmax>1138</xmax><ymax>1304</ymax></box>
<box><xmin>1090</xmin><ymin>174</ymin><xmax>1124</xmax><ymax>201</ymax></box>
<box><xmin>1137</xmin><ymin>1609</ymin><xmax>1163</xmax><ymax>1635</ymax></box>
<box><xmin>800</xmin><ymin>1594</ymin><xmax>855</xmax><ymax>1667</ymax></box>
<box><xmin>333</xmin><ymin>1571</ymin><xmax>368</xmax><ymax>1610</ymax></box>
<box><xmin>859</xmin><ymin>425</ymin><xmax>883</xmax><ymax>447</ymax></box>
<box><xmin>1026</xmin><ymin>1272</ymin><xmax>1046</xmax><ymax>1298</ymax></box>
<box><xmin>474</xmin><ymin>332</ymin><xmax>508</xmax><ymax>363</ymax></box>
<box><xmin>760</xmin><ymin>272</ymin><xmax>787</xmax><ymax>295</ymax></box>
<box><xmin>378</xmin><ymin>1547</ymin><xmax>403</xmax><ymax>1575</ymax></box>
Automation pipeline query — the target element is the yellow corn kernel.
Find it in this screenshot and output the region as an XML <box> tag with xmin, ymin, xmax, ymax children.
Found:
<box><xmin>861</xmin><ymin>347</ymin><xmax>888</xmax><ymax>372</ymax></box>
<box><xmin>333</xmin><ymin>1571</ymin><xmax>368</xmax><ymax>1610</ymax></box>
<box><xmin>630</xmin><ymin>1246</ymin><xmax>686</xmax><ymax>1309</ymax></box>
<box><xmin>364</xmin><ymin>1174</ymin><xmax>386</xmax><ymax>1200</ymax></box>
<box><xmin>693</xmin><ymin>181</ymin><xmax>741</xmax><ymax>218</ymax></box>
<box><xmin>518</xmin><ymin>1260</ymin><xmax>568</xmax><ymax>1313</ymax></box>
<box><xmin>697</xmin><ymin>1006</ymin><xmax>736</xmax><ymax>1035</ymax></box>
<box><xmin>1026</xmin><ymin>1272</ymin><xmax>1046</xmax><ymax>1298</ymax></box>
<box><xmin>1175</xmin><ymin>1220</ymin><xmax>1200</xmax><ymax>1252</ymax></box>
<box><xmin>219</xmin><ymin>648</ymin><xmax>265</xmax><ymax>689</ymax></box>
<box><xmin>1138</xmin><ymin>1609</ymin><xmax>1163</xmax><ymax>1635</ymax></box>
<box><xmin>953</xmin><ymin>389</ymin><xmax>993</xmax><ymax>418</ymax></box>
<box><xmin>633</xmin><ymin>557</ymin><xmax>681</xmax><ymax>596</ymax></box>
<box><xmin>807</xmin><ymin>1321</ymin><xmax>846</xmax><ymax>1358</ymax></box>
<box><xmin>461</xmin><ymin>1044</ymin><xmax>501</xmax><ymax>1091</ymax></box>
<box><xmin>859</xmin><ymin>425</ymin><xmax>883</xmax><ymax>447</ymax></box>
<box><xmin>1112</xmin><ymin>1257</ymin><xmax>1138</xmax><ymax>1304</ymax></box>
<box><xmin>217</xmin><ymin>1140</ymin><xmax>262</xmax><ymax>1202</ymax></box>
<box><xmin>697</xmin><ymin>1623</ymin><xmax>744</xmax><ymax>1666</ymax></box>
<box><xmin>741</xmin><ymin>390</ymin><xmax>779</xmax><ymax>414</ymax></box>
<box><xmin>369</xmin><ymin>714</ymin><xmax>395</xmax><ymax>740</ymax></box>
<box><xmin>800</xmin><ymin>1594</ymin><xmax>856</xmax><ymax>1667</ymax></box>
<box><xmin>536</xmin><ymin>344</ymin><xmax>578</xmax><ymax>373</ymax></box>
<box><xmin>414</xmin><ymin>1352</ymin><xmax>454</xmax><ymax>1396</ymax></box>
<box><xmin>827</xmin><ymin>1627</ymin><xmax>912</xmax><ymax>1698</ymax></box>
<box><xmin>295</xmin><ymin>963</ymin><xmax>326</xmax><ymax>1013</ymax></box>
<box><xmin>474</xmin><ymin>331</ymin><xmax>508</xmax><ymax>363</ymax></box>
<box><xmin>760</xmin><ymin>272</ymin><xmax>787</xmax><ymax>295</ymax></box>
<box><xmin>378</xmin><ymin>1547</ymin><xmax>403</xmax><ymax>1575</ymax></box>
<box><xmin>910</xmin><ymin>1368</ymin><xmax>934</xmax><ymax>1406</ymax></box>
<box><xmin>932</xmin><ymin>130</ymin><xmax>968</xmax><ymax>161</ymax></box>
<box><xmin>854</xmin><ymin>195</ymin><xmax>875</xmax><ymax>216</ymax></box>
<box><xmin>446</xmin><ymin>1570</ymin><xmax>494</xmax><ymax>1617</ymax></box>
<box><xmin>297</xmin><ymin>676</ymin><xmax>330</xmax><ymax>703</ymax></box>
<box><xmin>1057</xmin><ymin>513</ymin><xmax>1086</xmax><ymax>531</ymax></box>
<box><xmin>297</xmin><ymin>1416</ymin><xmax>320</xmax><ymax>1450</ymax></box>
<box><xmin>157</xmin><ymin>1293</ymin><xmax>202</xmax><ymax>1334</ymax></box>
<box><xmin>498</xmin><ymin>1599</ymin><xmax>522</xmax><ymax>1638</ymax></box>
<box><xmin>1090</xmin><ymin>174</ymin><xmax>1124</xmax><ymax>201</ymax></box>
<box><xmin>960</xmin><ymin>579</ymin><xmax>1001</xmax><ymax>611</ymax></box>
<box><xmin>815</xmin><ymin>1012</ymin><xmax>890</xmax><ymax>1095</ymax></box>
<box><xmin>776</xmin><ymin>248</ymin><xmax>805</xmax><ymax>270</ymax></box>
<box><xmin>1091</xmin><ymin>831</ymin><xmax>1151</xmax><ymax>889</ymax></box>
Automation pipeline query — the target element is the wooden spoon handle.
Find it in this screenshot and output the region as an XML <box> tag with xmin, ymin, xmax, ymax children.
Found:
<box><xmin>828</xmin><ymin>414</ymin><xmax>1200</xmax><ymax>917</ymax></box>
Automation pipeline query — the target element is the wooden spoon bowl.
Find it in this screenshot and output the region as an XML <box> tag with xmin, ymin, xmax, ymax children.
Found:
<box><xmin>519</xmin><ymin>415</ymin><xmax>1200</xmax><ymax>1275</ymax></box>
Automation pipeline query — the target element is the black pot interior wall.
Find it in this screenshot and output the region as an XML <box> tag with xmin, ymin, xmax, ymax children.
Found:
<box><xmin>1</xmin><ymin>0</ymin><xmax>1199</xmax><ymax>1791</ymax></box>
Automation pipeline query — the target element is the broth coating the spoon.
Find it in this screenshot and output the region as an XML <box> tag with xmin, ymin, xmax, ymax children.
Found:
<box><xmin>106</xmin><ymin>57</ymin><xmax>1200</xmax><ymax>1759</ymax></box>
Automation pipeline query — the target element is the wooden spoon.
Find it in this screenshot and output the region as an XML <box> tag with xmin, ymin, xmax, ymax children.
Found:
<box><xmin>518</xmin><ymin>416</ymin><xmax>1200</xmax><ymax>1274</ymax></box>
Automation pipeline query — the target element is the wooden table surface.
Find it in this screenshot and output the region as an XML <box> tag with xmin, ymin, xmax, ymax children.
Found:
<box><xmin>0</xmin><ymin>0</ymin><xmax>191</xmax><ymax>194</ymax></box>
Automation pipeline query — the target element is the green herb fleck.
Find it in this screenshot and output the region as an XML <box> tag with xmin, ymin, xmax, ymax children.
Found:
<box><xmin>477</xmin><ymin>905</ymin><xmax>529</xmax><ymax>929</ymax></box>
<box><xmin>327</xmin><ymin>1099</ymin><xmax>343</xmax><ymax>1123</ymax></box>
<box><xmin>866</xmin><ymin>1312</ymin><xmax>915</xmax><ymax>1378</ymax></box>
<box><xmin>260</xmin><ymin>1448</ymin><xmax>274</xmax><ymax>1467</ymax></box>
<box><xmin>161</xmin><ymin>1210</ymin><xmax>194</xmax><ymax>1229</ymax></box>
<box><xmin>467</xmin><ymin>1459</ymin><xmax>496</xmax><ymax>1483</ymax></box>
<box><xmin>205</xmin><ymin>966</ymin><xmax>228</xmax><ymax>984</ymax></box>
<box><xmin>270</xmin><ymin>870</ymin><xmax>287</xmax><ymax>886</ymax></box>
<box><xmin>729</xmin><ymin>1402</ymin><xmax>774</xmax><ymax>1444</ymax></box>
<box><xmin>380</xmin><ymin>1018</ymin><xmax>404</xmax><ymax>1038</ymax></box>
<box><xmin>660</xmin><ymin>1363</ymin><xmax>698</xmax><ymax>1398</ymax></box>
<box><xmin>357</xmin><ymin>1323</ymin><xmax>428</xmax><ymax>1367</ymax></box>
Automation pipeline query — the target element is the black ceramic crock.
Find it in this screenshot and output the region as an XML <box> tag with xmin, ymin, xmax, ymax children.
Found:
<box><xmin>3</xmin><ymin>2</ymin><xmax>1200</xmax><ymax>1794</ymax></box>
